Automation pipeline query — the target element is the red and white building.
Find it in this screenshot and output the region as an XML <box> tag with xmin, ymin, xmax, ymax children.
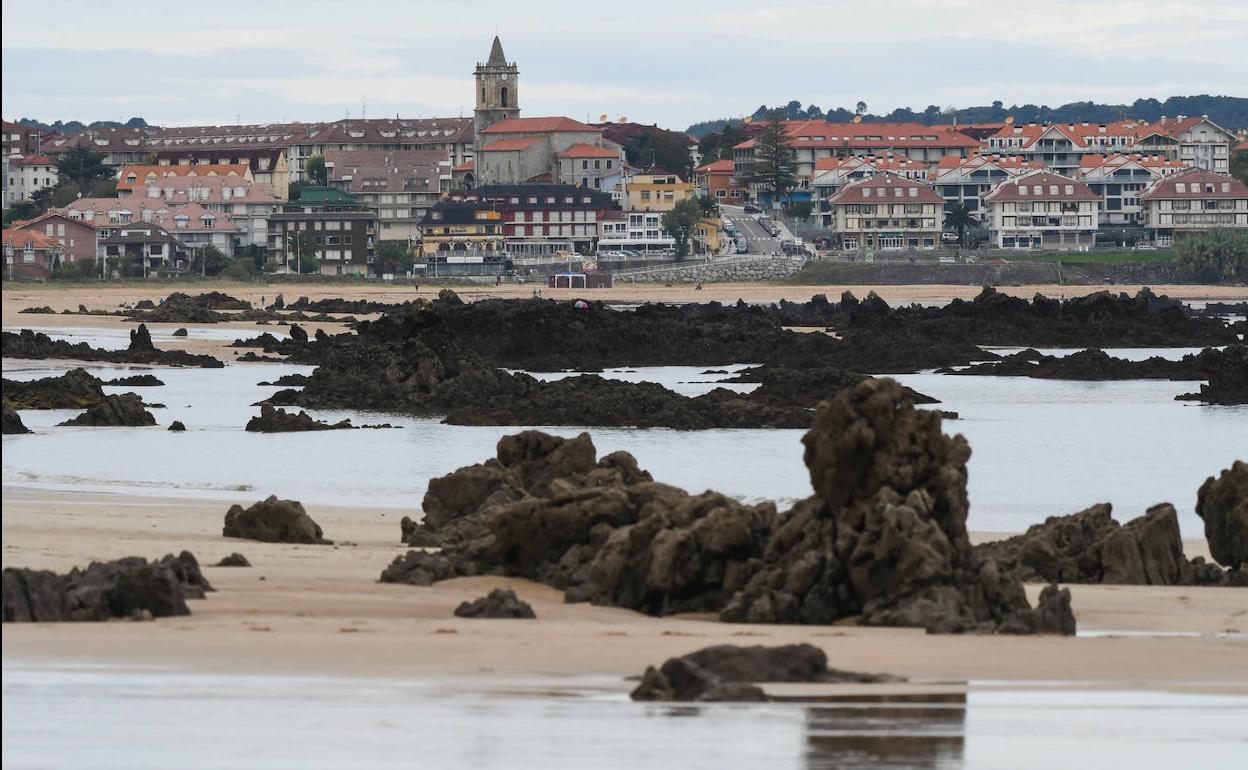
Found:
<box><xmin>446</xmin><ymin>183</ymin><xmax>617</xmax><ymax>258</ymax></box>
<box><xmin>1139</xmin><ymin>169</ymin><xmax>1248</xmax><ymax>246</ymax></box>
<box><xmin>1076</xmin><ymin>154</ymin><xmax>1187</xmax><ymax>227</ymax></box>
<box><xmin>982</xmin><ymin>171</ymin><xmax>1100</xmax><ymax>249</ymax></box>
<box><xmin>693</xmin><ymin>158</ymin><xmax>745</xmax><ymax>203</ymax></box>
<box><xmin>3</xmin><ymin>229</ymin><xmax>63</xmax><ymax>279</ymax></box>
<box><xmin>823</xmin><ymin>172</ymin><xmax>944</xmax><ymax>252</ymax></box>
<box><xmin>10</xmin><ymin>211</ymin><xmax>97</xmax><ymax>263</ymax></box>
<box><xmin>930</xmin><ymin>154</ymin><xmax>1044</xmax><ymax>216</ymax></box>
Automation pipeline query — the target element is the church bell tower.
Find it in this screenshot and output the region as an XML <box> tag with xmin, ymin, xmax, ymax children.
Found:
<box><xmin>474</xmin><ymin>36</ymin><xmax>520</xmax><ymax>150</ymax></box>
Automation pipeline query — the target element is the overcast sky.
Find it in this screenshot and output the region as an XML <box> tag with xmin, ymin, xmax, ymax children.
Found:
<box><xmin>4</xmin><ymin>0</ymin><xmax>1246</xmax><ymax>130</ymax></box>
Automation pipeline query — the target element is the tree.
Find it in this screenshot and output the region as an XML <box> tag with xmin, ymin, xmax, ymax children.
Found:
<box><xmin>305</xmin><ymin>155</ymin><xmax>327</xmax><ymax>185</ymax></box>
<box><xmin>55</xmin><ymin>147</ymin><xmax>113</xmax><ymax>190</ymax></box>
<box><xmin>2</xmin><ymin>200</ymin><xmax>39</xmax><ymax>226</ymax></box>
<box><xmin>660</xmin><ymin>198</ymin><xmax>702</xmax><ymax>261</ymax></box>
<box><xmin>192</xmin><ymin>245</ymin><xmax>231</xmax><ymax>276</ymax></box>
<box><xmin>288</xmin><ymin>181</ymin><xmax>304</xmax><ymax>201</ymax></box>
<box><xmin>855</xmin><ymin>101</ymin><xmax>868</xmax><ymax>116</ymax></box>
<box><xmin>1174</xmin><ymin>230</ymin><xmax>1248</xmax><ymax>284</ymax></box>
<box><xmin>943</xmin><ymin>202</ymin><xmax>978</xmax><ymax>248</ymax></box>
<box><xmin>696</xmin><ymin>196</ymin><xmax>719</xmax><ymax>219</ymax></box>
<box><xmin>785</xmin><ymin>200</ymin><xmax>813</xmax><ymax>220</ymax></box>
<box><xmin>1231</xmin><ymin>148</ymin><xmax>1248</xmax><ymax>186</ymax></box>
<box><xmin>742</xmin><ymin>110</ymin><xmax>797</xmax><ymax>207</ymax></box>
<box><xmin>376</xmin><ymin>240</ymin><xmax>412</xmax><ymax>275</ymax></box>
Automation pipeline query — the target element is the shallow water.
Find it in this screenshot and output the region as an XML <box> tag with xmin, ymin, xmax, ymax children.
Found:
<box><xmin>2</xmin><ymin>665</ymin><xmax>1244</xmax><ymax>769</ymax></box>
<box><xmin>4</xmin><ymin>354</ymin><xmax>1245</xmax><ymax>535</ymax></box>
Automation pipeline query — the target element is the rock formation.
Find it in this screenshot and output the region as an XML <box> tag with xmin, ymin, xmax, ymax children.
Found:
<box><xmin>3</xmin><ymin>407</ymin><xmax>31</xmax><ymax>434</ymax></box>
<box><xmin>947</xmin><ymin>346</ymin><xmax>1233</xmax><ymax>381</ymax></box>
<box><xmin>630</xmin><ymin>643</ymin><xmax>899</xmax><ymax>702</ymax></box>
<box><xmin>104</xmin><ymin>374</ymin><xmax>165</xmax><ymax>386</ymax></box>
<box><xmin>3</xmin><ymin>368</ymin><xmax>106</xmax><ymax>409</ymax></box>
<box><xmin>245</xmin><ymin>405</ymin><xmax>355</xmax><ymax>432</ymax></box>
<box><xmin>214</xmin><ymin>553</ymin><xmax>251</xmax><ymax>567</ymax></box>
<box><xmin>453</xmin><ymin>588</ymin><xmax>536</xmax><ymax>619</ymax></box>
<box><xmin>1196</xmin><ymin>461</ymin><xmax>1248</xmax><ymax>569</ymax></box>
<box><xmin>58</xmin><ymin>394</ymin><xmax>157</xmax><ymax>427</ymax></box>
<box><xmin>1176</xmin><ymin>345</ymin><xmax>1248</xmax><ymax>405</ymax></box>
<box><xmin>223</xmin><ymin>496</ymin><xmax>331</xmax><ymax>544</ymax></box>
<box><xmin>168</xmin><ymin>421</ymin><xmax>186</xmax><ymax>432</ymax></box>
<box><xmin>2</xmin><ymin>326</ymin><xmax>223</xmax><ymax>368</ymax></box>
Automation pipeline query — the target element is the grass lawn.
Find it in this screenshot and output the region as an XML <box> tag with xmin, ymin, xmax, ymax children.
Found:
<box><xmin>1000</xmin><ymin>249</ymin><xmax>1177</xmax><ymax>264</ymax></box>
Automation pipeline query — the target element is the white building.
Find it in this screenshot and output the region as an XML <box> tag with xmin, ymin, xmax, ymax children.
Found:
<box><xmin>982</xmin><ymin>171</ymin><xmax>1100</xmax><ymax>249</ymax></box>
<box><xmin>4</xmin><ymin>154</ymin><xmax>58</xmax><ymax>205</ymax></box>
<box><xmin>1139</xmin><ymin>168</ymin><xmax>1248</xmax><ymax>246</ymax></box>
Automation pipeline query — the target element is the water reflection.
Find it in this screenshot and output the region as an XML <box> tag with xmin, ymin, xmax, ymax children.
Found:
<box><xmin>803</xmin><ymin>693</ymin><xmax>966</xmax><ymax>770</ymax></box>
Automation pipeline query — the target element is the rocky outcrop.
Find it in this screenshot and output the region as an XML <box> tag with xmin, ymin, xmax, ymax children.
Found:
<box><xmin>453</xmin><ymin>588</ymin><xmax>536</xmax><ymax>619</ymax></box>
<box><xmin>2</xmin><ymin>552</ymin><xmax>210</xmax><ymax>622</ymax></box>
<box><xmin>168</xmin><ymin>421</ymin><xmax>186</xmax><ymax>431</ymax></box>
<box><xmin>223</xmin><ymin>496</ymin><xmax>331</xmax><ymax>544</ymax></box>
<box><xmin>104</xmin><ymin>374</ymin><xmax>165</xmax><ymax>387</ymax></box>
<box><xmin>58</xmin><ymin>394</ymin><xmax>156</xmax><ymax>427</ymax></box>
<box><xmin>3</xmin><ymin>407</ymin><xmax>31</xmax><ymax>434</ymax></box>
<box><xmin>1196</xmin><ymin>462</ymin><xmax>1248</xmax><ymax>569</ymax></box>
<box><xmin>1177</xmin><ymin>345</ymin><xmax>1248</xmax><ymax>405</ymax></box>
<box><xmin>245</xmin><ymin>405</ymin><xmax>354</xmax><ymax>432</ymax></box>
<box><xmin>123</xmin><ymin>292</ymin><xmax>250</xmax><ymax>324</ymax></box>
<box><xmin>2</xmin><ymin>326</ymin><xmax>224</xmax><ymax>368</ymax></box>
<box><xmin>725</xmin><ymin>365</ymin><xmax>938</xmax><ymax>407</ymax></box>
<box><xmin>630</xmin><ymin>644</ymin><xmax>899</xmax><ymax>702</ymax></box>
<box><xmin>214</xmin><ymin>553</ymin><xmax>251</xmax><ymax>567</ymax></box>
<box><xmin>384</xmin><ymin>381</ymin><xmax>1075</xmax><ymax>635</ymax></box>
<box><xmin>172</xmin><ymin>328</ymin><xmax>189</xmax><ymax>337</ymax></box>
<box><xmin>287</xmin><ymin>296</ymin><xmax>406</xmax><ymax>314</ymax></box>
<box><xmin>947</xmin><ymin>346</ymin><xmax>1232</xmax><ymax>381</ymax></box>
<box><xmin>19</xmin><ymin>306</ymin><xmax>55</xmax><ymax>314</ymax></box>
<box><xmin>3</xmin><ymin>368</ymin><xmax>106</xmax><ymax>409</ymax></box>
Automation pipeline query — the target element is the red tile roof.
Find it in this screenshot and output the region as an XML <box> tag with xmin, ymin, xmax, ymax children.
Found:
<box><xmin>482</xmin><ymin>116</ymin><xmax>599</xmax><ymax>134</ymax></box>
<box><xmin>479</xmin><ymin>136</ymin><xmax>544</xmax><ymax>152</ymax></box>
<box><xmin>826</xmin><ymin>172</ymin><xmax>943</xmax><ymax>205</ymax></box>
<box><xmin>2</xmin><ymin>229</ymin><xmax>61</xmax><ymax>249</ymax></box>
<box><xmin>7</xmin><ymin>154</ymin><xmax>57</xmax><ymax>166</ymax></box>
<box><xmin>695</xmin><ymin>159</ymin><xmax>735</xmax><ymax>173</ymax></box>
<box><xmin>117</xmin><ymin>163</ymin><xmax>250</xmax><ymax>189</ymax></box>
<box><xmin>736</xmin><ymin>121</ymin><xmax>978</xmax><ymax>151</ymax></box>
<box><xmin>559</xmin><ymin>143</ymin><xmax>620</xmax><ymax>159</ymax></box>
<box><xmin>1139</xmin><ymin>169</ymin><xmax>1248</xmax><ymax>200</ymax></box>
<box><xmin>983</xmin><ymin>171</ymin><xmax>1099</xmax><ymax>203</ymax></box>
<box><xmin>1077</xmin><ymin>153</ymin><xmax>1186</xmax><ymax>171</ymax></box>
<box><xmin>1235</xmin><ymin>140</ymin><xmax>1248</xmax><ymax>153</ymax></box>
<box><xmin>452</xmin><ymin>161</ymin><xmax>475</xmax><ymax>173</ymax></box>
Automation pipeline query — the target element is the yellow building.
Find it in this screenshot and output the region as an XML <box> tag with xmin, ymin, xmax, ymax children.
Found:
<box><xmin>694</xmin><ymin>216</ymin><xmax>723</xmax><ymax>253</ymax></box>
<box><xmin>626</xmin><ymin>173</ymin><xmax>694</xmax><ymax>212</ymax></box>
<box><xmin>417</xmin><ymin>201</ymin><xmax>504</xmax><ymax>259</ymax></box>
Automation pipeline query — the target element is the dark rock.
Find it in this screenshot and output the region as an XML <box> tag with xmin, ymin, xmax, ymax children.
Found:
<box><xmin>1196</xmin><ymin>461</ymin><xmax>1248</xmax><ymax>569</ymax></box>
<box><xmin>104</xmin><ymin>374</ymin><xmax>165</xmax><ymax>387</ymax></box>
<box><xmin>58</xmin><ymin>394</ymin><xmax>156</xmax><ymax>427</ymax></box>
<box><xmin>1176</xmin><ymin>345</ymin><xmax>1248</xmax><ymax>404</ymax></box>
<box><xmin>3</xmin><ymin>368</ymin><xmax>106</xmax><ymax>409</ymax></box>
<box><xmin>223</xmin><ymin>495</ymin><xmax>331</xmax><ymax>544</ymax></box>
<box><xmin>950</xmin><ymin>345</ymin><xmax>1234</xmax><ymax>382</ymax></box>
<box><xmin>214</xmin><ymin>553</ymin><xmax>251</xmax><ymax>567</ymax></box>
<box><xmin>629</xmin><ymin>643</ymin><xmax>898</xmax><ymax>702</ymax></box>
<box><xmin>2</xmin><ymin>326</ymin><xmax>223</xmax><ymax>368</ymax></box>
<box><xmin>288</xmin><ymin>324</ymin><xmax>308</xmax><ymax>344</ymax></box>
<box><xmin>19</xmin><ymin>306</ymin><xmax>55</xmax><ymax>314</ymax></box>
<box><xmin>724</xmin><ymin>365</ymin><xmax>938</xmax><ymax>407</ymax></box>
<box><xmin>3</xmin><ymin>407</ymin><xmax>31</xmax><ymax>434</ymax></box>
<box><xmin>2</xmin><ymin>552</ymin><xmax>213</xmax><ymax>622</ymax></box>
<box><xmin>453</xmin><ymin>588</ymin><xmax>536</xmax><ymax>618</ymax></box>
<box><xmin>124</xmin><ymin>292</ymin><xmax>250</xmax><ymax>324</ymax></box>
<box><xmin>245</xmin><ymin>405</ymin><xmax>354</xmax><ymax>432</ymax></box>
<box><xmin>172</xmin><ymin>328</ymin><xmax>189</xmax><ymax>337</ymax></box>
<box><xmin>168</xmin><ymin>421</ymin><xmax>186</xmax><ymax>431</ymax></box>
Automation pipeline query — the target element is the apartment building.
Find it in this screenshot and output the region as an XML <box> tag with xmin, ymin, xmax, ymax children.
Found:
<box><xmin>982</xmin><ymin>171</ymin><xmax>1100</xmax><ymax>249</ymax></box>
<box><xmin>1166</xmin><ymin>116</ymin><xmax>1237</xmax><ymax>173</ymax></box>
<box><xmin>446</xmin><ymin>184</ymin><xmax>616</xmax><ymax>259</ymax></box>
<box><xmin>267</xmin><ymin>195</ymin><xmax>377</xmax><ymax>276</ymax></box>
<box><xmin>3</xmin><ymin>120</ymin><xmax>45</xmax><ymax>157</ymax></box>
<box><xmin>416</xmin><ymin>200</ymin><xmax>508</xmax><ymax>274</ymax></box>
<box><xmin>12</xmin><ymin>211</ymin><xmax>102</xmax><ymax>263</ymax></box>
<box><xmin>694</xmin><ymin>159</ymin><xmax>744</xmax><ymax>203</ymax></box>
<box><xmin>4</xmin><ymin>154</ymin><xmax>58</xmax><ymax>205</ymax></box>
<box><xmin>324</xmin><ymin>149</ymin><xmax>449</xmax><ymax>244</ymax></box>
<box><xmin>822</xmin><ymin>172</ymin><xmax>944</xmax><ymax>251</ymax></box>
<box><xmin>624</xmin><ymin>173</ymin><xmax>694</xmax><ymax>212</ymax></box>
<box><xmin>58</xmin><ymin>197</ymin><xmax>243</xmax><ymax>256</ymax></box>
<box><xmin>557</xmin><ymin>143</ymin><xmax>625</xmax><ymax>192</ymax></box>
<box><xmin>930</xmin><ymin>155</ymin><xmax>1044</xmax><ymax>215</ymax></box>
<box><xmin>150</xmin><ymin>148</ymin><xmax>289</xmax><ymax>198</ymax></box>
<box><xmin>116</xmin><ymin>164</ymin><xmax>252</xmax><ymax>193</ymax></box>
<box><xmin>597</xmin><ymin>210</ymin><xmax>675</xmax><ymax>253</ymax></box>
<box><xmin>1138</xmin><ymin>169</ymin><xmax>1248</xmax><ymax>246</ymax></box>
<box><xmin>96</xmin><ymin>222</ymin><xmax>190</xmax><ymax>277</ymax></box>
<box><xmin>812</xmin><ymin>155</ymin><xmax>928</xmax><ymax>201</ymax></box>
<box><xmin>1077</xmin><ymin>154</ymin><xmax>1186</xmax><ymax>227</ymax></box>
<box><xmin>43</xmin><ymin>126</ymin><xmax>154</xmax><ymax>168</ymax></box>
<box><xmin>114</xmin><ymin>174</ymin><xmax>279</xmax><ymax>249</ymax></box>
<box><xmin>3</xmin><ymin>229</ymin><xmax>63</xmax><ymax>279</ymax></box>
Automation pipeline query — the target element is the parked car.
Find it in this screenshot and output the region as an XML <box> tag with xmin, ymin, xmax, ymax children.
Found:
<box><xmin>744</xmin><ymin>204</ymin><xmax>761</xmax><ymax>214</ymax></box>
<box><xmin>1133</xmin><ymin>243</ymin><xmax>1158</xmax><ymax>251</ymax></box>
<box><xmin>941</xmin><ymin>232</ymin><xmax>960</xmax><ymax>242</ymax></box>
<box><xmin>989</xmin><ymin>258</ymin><xmax>1011</xmax><ymax>265</ymax></box>
<box><xmin>736</xmin><ymin>241</ymin><xmax>749</xmax><ymax>254</ymax></box>
<box><xmin>938</xmin><ymin>256</ymin><xmax>956</xmax><ymax>264</ymax></box>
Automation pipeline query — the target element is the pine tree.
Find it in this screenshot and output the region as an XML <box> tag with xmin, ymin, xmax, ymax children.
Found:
<box><xmin>743</xmin><ymin>110</ymin><xmax>797</xmax><ymax>205</ymax></box>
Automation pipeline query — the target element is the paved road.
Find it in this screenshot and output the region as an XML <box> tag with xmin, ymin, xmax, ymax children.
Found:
<box><xmin>720</xmin><ymin>205</ymin><xmax>783</xmax><ymax>255</ymax></box>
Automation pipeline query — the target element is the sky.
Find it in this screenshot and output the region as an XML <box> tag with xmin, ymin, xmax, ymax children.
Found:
<box><xmin>3</xmin><ymin>0</ymin><xmax>1246</xmax><ymax>130</ymax></box>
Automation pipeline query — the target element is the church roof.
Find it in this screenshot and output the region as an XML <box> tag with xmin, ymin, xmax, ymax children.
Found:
<box><xmin>487</xmin><ymin>36</ymin><xmax>507</xmax><ymax>66</ymax></box>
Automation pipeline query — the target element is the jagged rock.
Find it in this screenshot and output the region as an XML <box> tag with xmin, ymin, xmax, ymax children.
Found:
<box><xmin>1177</xmin><ymin>345</ymin><xmax>1248</xmax><ymax>404</ymax></box>
<box><xmin>3</xmin><ymin>407</ymin><xmax>31</xmax><ymax>434</ymax></box>
<box><xmin>245</xmin><ymin>405</ymin><xmax>353</xmax><ymax>432</ymax></box>
<box><xmin>58</xmin><ymin>394</ymin><xmax>156</xmax><ymax>427</ymax></box>
<box><xmin>223</xmin><ymin>495</ymin><xmax>331</xmax><ymax>544</ymax></box>
<box><xmin>2</xmin><ymin>326</ymin><xmax>223</xmax><ymax>368</ymax></box>
<box><xmin>125</xmin><ymin>292</ymin><xmax>249</xmax><ymax>324</ymax></box>
<box><xmin>19</xmin><ymin>306</ymin><xmax>55</xmax><ymax>314</ymax></box>
<box><xmin>2</xmin><ymin>552</ymin><xmax>211</xmax><ymax>622</ymax></box>
<box><xmin>172</xmin><ymin>328</ymin><xmax>189</xmax><ymax>337</ymax></box>
<box><xmin>725</xmin><ymin>365</ymin><xmax>938</xmax><ymax>407</ymax></box>
<box><xmin>629</xmin><ymin>643</ymin><xmax>898</xmax><ymax>702</ymax></box>
<box><xmin>949</xmin><ymin>346</ymin><xmax>1232</xmax><ymax>381</ymax></box>
<box><xmin>168</xmin><ymin>421</ymin><xmax>186</xmax><ymax>432</ymax></box>
<box><xmin>453</xmin><ymin>588</ymin><xmax>536</xmax><ymax>618</ymax></box>
<box><xmin>104</xmin><ymin>374</ymin><xmax>165</xmax><ymax>387</ymax></box>
<box><xmin>288</xmin><ymin>324</ymin><xmax>308</xmax><ymax>344</ymax></box>
<box><xmin>214</xmin><ymin>553</ymin><xmax>251</xmax><ymax>567</ymax></box>
<box><xmin>1196</xmin><ymin>461</ymin><xmax>1248</xmax><ymax>569</ymax></box>
<box><xmin>3</xmin><ymin>368</ymin><xmax>106</xmax><ymax>409</ymax></box>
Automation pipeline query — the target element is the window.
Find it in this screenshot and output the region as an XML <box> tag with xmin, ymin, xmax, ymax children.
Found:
<box><xmin>1176</xmin><ymin>183</ymin><xmax>1186</xmax><ymax>193</ymax></box>
<box><xmin>1064</xmin><ymin>185</ymin><xmax>1074</xmax><ymax>195</ymax></box>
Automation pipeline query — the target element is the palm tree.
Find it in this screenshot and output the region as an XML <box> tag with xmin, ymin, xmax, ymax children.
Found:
<box><xmin>943</xmin><ymin>203</ymin><xmax>978</xmax><ymax>248</ymax></box>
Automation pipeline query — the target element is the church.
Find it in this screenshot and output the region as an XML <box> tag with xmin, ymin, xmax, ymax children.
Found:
<box><xmin>469</xmin><ymin>36</ymin><xmax>625</xmax><ymax>191</ymax></box>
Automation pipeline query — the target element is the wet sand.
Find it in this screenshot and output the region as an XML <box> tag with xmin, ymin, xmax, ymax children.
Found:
<box><xmin>3</xmin><ymin>488</ymin><xmax>1245</xmax><ymax>693</ymax></box>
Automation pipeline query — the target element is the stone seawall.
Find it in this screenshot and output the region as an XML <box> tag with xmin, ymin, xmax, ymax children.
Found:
<box><xmin>614</xmin><ymin>256</ymin><xmax>808</xmax><ymax>283</ymax></box>
<box><xmin>790</xmin><ymin>260</ymin><xmax>1183</xmax><ymax>286</ymax></box>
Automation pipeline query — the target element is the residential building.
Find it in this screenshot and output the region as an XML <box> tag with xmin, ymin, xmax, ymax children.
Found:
<box><xmin>822</xmin><ymin>172</ymin><xmax>943</xmax><ymax>252</ymax></box>
<box><xmin>1077</xmin><ymin>154</ymin><xmax>1186</xmax><ymax>227</ymax></box>
<box><xmin>447</xmin><ymin>183</ymin><xmax>615</xmax><ymax>258</ymax></box>
<box><xmin>267</xmin><ymin>193</ymin><xmax>377</xmax><ymax>275</ymax></box>
<box><xmin>116</xmin><ymin>163</ymin><xmax>252</xmax><ymax>193</ymax></box>
<box><xmin>982</xmin><ymin>171</ymin><xmax>1100</xmax><ymax>249</ymax></box>
<box><xmin>3</xmin><ymin>229</ymin><xmax>63</xmax><ymax>279</ymax></box>
<box><xmin>11</xmin><ymin>211</ymin><xmax>98</xmax><ymax>263</ymax></box>
<box><xmin>597</xmin><ymin>210</ymin><xmax>675</xmax><ymax>254</ymax></box>
<box><xmin>58</xmin><ymin>197</ymin><xmax>243</xmax><ymax>256</ymax></box>
<box><xmin>812</xmin><ymin>155</ymin><xmax>930</xmax><ymax>224</ymax></box>
<box><xmin>557</xmin><ymin>143</ymin><xmax>625</xmax><ymax>192</ymax></box>
<box><xmin>930</xmin><ymin>155</ymin><xmax>1044</xmax><ymax>215</ymax></box>
<box><xmin>3</xmin><ymin>120</ymin><xmax>45</xmax><ymax>157</ymax></box>
<box><xmin>42</xmin><ymin>126</ymin><xmax>154</xmax><ymax>168</ymax></box>
<box><xmin>113</xmin><ymin>174</ymin><xmax>278</xmax><ymax>249</ymax></box>
<box><xmin>1166</xmin><ymin>116</ymin><xmax>1237</xmax><ymax>173</ymax></box>
<box><xmin>694</xmin><ymin>216</ymin><xmax>722</xmax><ymax>254</ymax></box>
<box><xmin>4</xmin><ymin>154</ymin><xmax>58</xmax><ymax>205</ymax></box>
<box><xmin>694</xmin><ymin>159</ymin><xmax>745</xmax><ymax>203</ymax></box>
<box><xmin>624</xmin><ymin>173</ymin><xmax>693</xmax><ymax>212</ymax></box>
<box><xmin>324</xmin><ymin>149</ymin><xmax>449</xmax><ymax>244</ymax></box>
<box><xmin>1139</xmin><ymin>169</ymin><xmax>1248</xmax><ymax>246</ymax></box>
<box><xmin>96</xmin><ymin>222</ymin><xmax>190</xmax><ymax>277</ymax></box>
<box><xmin>416</xmin><ymin>200</ymin><xmax>508</xmax><ymax>274</ymax></box>
<box><xmin>150</xmin><ymin>148</ymin><xmax>290</xmax><ymax>198</ymax></box>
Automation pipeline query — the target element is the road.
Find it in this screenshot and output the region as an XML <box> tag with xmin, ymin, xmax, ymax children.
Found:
<box><xmin>719</xmin><ymin>204</ymin><xmax>784</xmax><ymax>255</ymax></box>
